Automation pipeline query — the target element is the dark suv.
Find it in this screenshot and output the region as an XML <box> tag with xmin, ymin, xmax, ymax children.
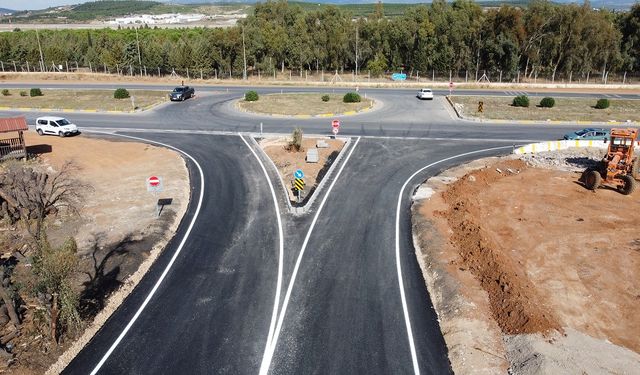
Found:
<box><xmin>169</xmin><ymin>86</ymin><xmax>195</xmax><ymax>101</ymax></box>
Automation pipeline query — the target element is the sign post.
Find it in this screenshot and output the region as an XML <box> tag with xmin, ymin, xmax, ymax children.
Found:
<box><xmin>147</xmin><ymin>176</ymin><xmax>164</xmax><ymax>216</ymax></box>
<box><xmin>449</xmin><ymin>81</ymin><xmax>453</xmax><ymax>96</ymax></box>
<box><xmin>294</xmin><ymin>177</ymin><xmax>305</xmax><ymax>203</ymax></box>
<box><xmin>331</xmin><ymin>119</ymin><xmax>340</xmax><ymax>137</ymax></box>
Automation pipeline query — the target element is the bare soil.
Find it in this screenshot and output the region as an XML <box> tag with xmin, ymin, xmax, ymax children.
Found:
<box><xmin>413</xmin><ymin>151</ymin><xmax>640</xmax><ymax>374</ymax></box>
<box><xmin>451</xmin><ymin>95</ymin><xmax>640</xmax><ymax>122</ymax></box>
<box><xmin>259</xmin><ymin>136</ymin><xmax>345</xmax><ymax>203</ymax></box>
<box><xmin>2</xmin><ymin>131</ymin><xmax>189</xmax><ymax>373</ymax></box>
<box><xmin>0</xmin><ymin>88</ymin><xmax>166</xmax><ymax>111</ymax></box>
<box><xmin>238</xmin><ymin>93</ymin><xmax>373</xmax><ymax>116</ymax></box>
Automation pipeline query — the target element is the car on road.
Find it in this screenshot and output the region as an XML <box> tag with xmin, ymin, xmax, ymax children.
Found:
<box><xmin>169</xmin><ymin>86</ymin><xmax>195</xmax><ymax>101</ymax></box>
<box><xmin>563</xmin><ymin>128</ymin><xmax>610</xmax><ymax>141</ymax></box>
<box><xmin>417</xmin><ymin>88</ymin><xmax>434</xmax><ymax>100</ymax></box>
<box><xmin>35</xmin><ymin>116</ymin><xmax>79</xmax><ymax>137</ymax></box>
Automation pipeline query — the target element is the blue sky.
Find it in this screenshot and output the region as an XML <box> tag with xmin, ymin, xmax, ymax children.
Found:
<box><xmin>2</xmin><ymin>1</ymin><xmax>81</xmax><ymax>11</ymax></box>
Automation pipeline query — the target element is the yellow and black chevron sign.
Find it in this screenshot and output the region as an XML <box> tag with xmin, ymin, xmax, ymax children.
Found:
<box><xmin>294</xmin><ymin>178</ymin><xmax>305</xmax><ymax>191</ymax></box>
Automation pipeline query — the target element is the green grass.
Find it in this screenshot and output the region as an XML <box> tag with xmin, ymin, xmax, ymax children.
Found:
<box><xmin>450</xmin><ymin>95</ymin><xmax>640</xmax><ymax>122</ymax></box>
<box><xmin>0</xmin><ymin>88</ymin><xmax>166</xmax><ymax>111</ymax></box>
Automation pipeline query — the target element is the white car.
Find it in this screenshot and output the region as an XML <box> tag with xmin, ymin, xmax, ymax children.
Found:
<box><xmin>417</xmin><ymin>88</ymin><xmax>434</xmax><ymax>100</ymax></box>
<box><xmin>35</xmin><ymin>116</ymin><xmax>79</xmax><ymax>137</ymax></box>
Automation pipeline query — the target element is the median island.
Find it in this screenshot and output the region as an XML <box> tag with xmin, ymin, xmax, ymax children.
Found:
<box><xmin>238</xmin><ymin>92</ymin><xmax>374</xmax><ymax>117</ymax></box>
<box><xmin>0</xmin><ymin>88</ymin><xmax>166</xmax><ymax>112</ymax></box>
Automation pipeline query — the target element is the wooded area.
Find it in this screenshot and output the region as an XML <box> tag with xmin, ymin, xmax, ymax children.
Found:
<box><xmin>0</xmin><ymin>0</ymin><xmax>638</xmax><ymax>83</ymax></box>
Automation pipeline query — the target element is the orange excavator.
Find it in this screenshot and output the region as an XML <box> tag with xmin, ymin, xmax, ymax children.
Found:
<box><xmin>583</xmin><ymin>128</ymin><xmax>639</xmax><ymax>195</ymax></box>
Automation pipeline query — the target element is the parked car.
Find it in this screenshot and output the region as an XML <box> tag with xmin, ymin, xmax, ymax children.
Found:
<box><xmin>417</xmin><ymin>88</ymin><xmax>434</xmax><ymax>100</ymax></box>
<box><xmin>563</xmin><ymin>128</ymin><xmax>610</xmax><ymax>141</ymax></box>
<box><xmin>35</xmin><ymin>116</ymin><xmax>79</xmax><ymax>137</ymax></box>
<box><xmin>169</xmin><ymin>86</ymin><xmax>195</xmax><ymax>101</ymax></box>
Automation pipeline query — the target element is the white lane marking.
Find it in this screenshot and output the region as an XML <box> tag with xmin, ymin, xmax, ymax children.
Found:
<box><xmin>395</xmin><ymin>144</ymin><xmax>514</xmax><ymax>375</ymax></box>
<box><xmin>238</xmin><ymin>134</ymin><xmax>285</xmax><ymax>360</ymax></box>
<box><xmin>259</xmin><ymin>137</ymin><xmax>362</xmax><ymax>375</ymax></box>
<box><xmin>89</xmin><ymin>133</ymin><xmax>206</xmax><ymax>375</ymax></box>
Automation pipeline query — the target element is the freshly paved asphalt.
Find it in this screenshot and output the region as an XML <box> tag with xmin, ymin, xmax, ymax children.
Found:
<box><xmin>6</xmin><ymin>83</ymin><xmax>631</xmax><ymax>374</ymax></box>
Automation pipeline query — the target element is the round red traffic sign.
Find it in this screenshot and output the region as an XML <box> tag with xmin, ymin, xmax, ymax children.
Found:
<box><xmin>449</xmin><ymin>81</ymin><xmax>454</xmax><ymax>88</ymax></box>
<box><xmin>148</xmin><ymin>176</ymin><xmax>160</xmax><ymax>186</ymax></box>
<box><xmin>332</xmin><ymin>119</ymin><xmax>340</xmax><ymax>128</ymax></box>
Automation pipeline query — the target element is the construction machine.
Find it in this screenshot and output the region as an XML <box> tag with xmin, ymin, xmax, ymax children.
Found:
<box><xmin>582</xmin><ymin>128</ymin><xmax>639</xmax><ymax>195</ymax></box>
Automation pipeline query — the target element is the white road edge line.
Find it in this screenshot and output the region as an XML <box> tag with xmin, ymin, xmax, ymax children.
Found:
<box><xmin>395</xmin><ymin>144</ymin><xmax>514</xmax><ymax>375</ymax></box>
<box><xmin>88</xmin><ymin>132</ymin><xmax>206</xmax><ymax>375</ymax></box>
<box><xmin>259</xmin><ymin>137</ymin><xmax>362</xmax><ymax>375</ymax></box>
<box><xmin>238</xmin><ymin>134</ymin><xmax>285</xmax><ymax>361</ymax></box>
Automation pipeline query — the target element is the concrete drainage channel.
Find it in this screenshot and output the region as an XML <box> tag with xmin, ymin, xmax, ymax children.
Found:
<box><xmin>249</xmin><ymin>135</ymin><xmax>353</xmax><ymax>215</ymax></box>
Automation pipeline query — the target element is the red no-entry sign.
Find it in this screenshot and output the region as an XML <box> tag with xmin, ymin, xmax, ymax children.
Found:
<box><xmin>148</xmin><ymin>176</ymin><xmax>160</xmax><ymax>186</ymax></box>
<box><xmin>332</xmin><ymin>119</ymin><xmax>340</xmax><ymax>128</ymax></box>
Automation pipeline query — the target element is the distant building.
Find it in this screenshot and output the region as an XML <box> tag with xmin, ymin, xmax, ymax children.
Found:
<box><xmin>109</xmin><ymin>13</ymin><xmax>206</xmax><ymax>25</ymax></box>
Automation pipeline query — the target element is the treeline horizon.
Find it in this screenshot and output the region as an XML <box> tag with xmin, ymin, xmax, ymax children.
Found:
<box><xmin>0</xmin><ymin>0</ymin><xmax>638</xmax><ymax>81</ymax></box>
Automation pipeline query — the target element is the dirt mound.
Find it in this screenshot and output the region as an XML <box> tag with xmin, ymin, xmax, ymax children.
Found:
<box><xmin>439</xmin><ymin>159</ymin><xmax>561</xmax><ymax>335</ymax></box>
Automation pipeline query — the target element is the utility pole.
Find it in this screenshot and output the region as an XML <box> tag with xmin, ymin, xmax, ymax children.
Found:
<box><xmin>242</xmin><ymin>26</ymin><xmax>247</xmax><ymax>80</ymax></box>
<box><xmin>355</xmin><ymin>25</ymin><xmax>358</xmax><ymax>78</ymax></box>
<box><xmin>135</xmin><ymin>27</ymin><xmax>142</xmax><ymax>67</ymax></box>
<box><xmin>36</xmin><ymin>29</ymin><xmax>45</xmax><ymax>72</ymax></box>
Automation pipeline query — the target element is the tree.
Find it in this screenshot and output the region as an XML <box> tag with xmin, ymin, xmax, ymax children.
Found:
<box><xmin>0</xmin><ymin>162</ymin><xmax>84</xmax><ymax>243</ymax></box>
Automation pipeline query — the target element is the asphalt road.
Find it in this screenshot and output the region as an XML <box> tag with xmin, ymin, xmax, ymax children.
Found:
<box><xmin>6</xmin><ymin>83</ymin><xmax>631</xmax><ymax>374</ymax></box>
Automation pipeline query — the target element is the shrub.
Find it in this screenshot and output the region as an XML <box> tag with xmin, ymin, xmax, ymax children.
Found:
<box><xmin>343</xmin><ymin>92</ymin><xmax>361</xmax><ymax>103</ymax></box>
<box><xmin>287</xmin><ymin>127</ymin><xmax>303</xmax><ymax>152</ymax></box>
<box><xmin>512</xmin><ymin>95</ymin><xmax>529</xmax><ymax>107</ymax></box>
<box><xmin>595</xmin><ymin>98</ymin><xmax>610</xmax><ymax>109</ymax></box>
<box><xmin>114</xmin><ymin>88</ymin><xmax>130</xmax><ymax>99</ymax></box>
<box><xmin>30</xmin><ymin>88</ymin><xmax>43</xmax><ymax>97</ymax></box>
<box><xmin>245</xmin><ymin>90</ymin><xmax>259</xmax><ymax>101</ymax></box>
<box><xmin>19</xmin><ymin>91</ymin><xmax>27</xmax><ymax>97</ymax></box>
<box><xmin>1</xmin><ymin>89</ymin><xmax>9</xmax><ymax>96</ymax></box>
<box><xmin>321</xmin><ymin>94</ymin><xmax>330</xmax><ymax>102</ymax></box>
<box><xmin>539</xmin><ymin>97</ymin><xmax>555</xmax><ymax>108</ymax></box>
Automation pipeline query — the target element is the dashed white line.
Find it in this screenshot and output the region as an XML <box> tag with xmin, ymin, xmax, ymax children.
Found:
<box><xmin>239</xmin><ymin>134</ymin><xmax>285</xmax><ymax>362</ymax></box>
<box><xmin>394</xmin><ymin>144</ymin><xmax>514</xmax><ymax>375</ymax></box>
<box><xmin>258</xmin><ymin>137</ymin><xmax>362</xmax><ymax>375</ymax></box>
<box><xmin>89</xmin><ymin>133</ymin><xmax>206</xmax><ymax>375</ymax></box>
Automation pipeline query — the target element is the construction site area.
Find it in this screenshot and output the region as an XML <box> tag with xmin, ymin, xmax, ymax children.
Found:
<box><xmin>413</xmin><ymin>131</ymin><xmax>640</xmax><ymax>373</ymax></box>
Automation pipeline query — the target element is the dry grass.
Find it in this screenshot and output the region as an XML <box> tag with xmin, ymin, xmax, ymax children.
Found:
<box><xmin>238</xmin><ymin>93</ymin><xmax>373</xmax><ymax>116</ymax></box>
<box><xmin>451</xmin><ymin>95</ymin><xmax>640</xmax><ymax>122</ymax></box>
<box><xmin>0</xmin><ymin>88</ymin><xmax>167</xmax><ymax>111</ymax></box>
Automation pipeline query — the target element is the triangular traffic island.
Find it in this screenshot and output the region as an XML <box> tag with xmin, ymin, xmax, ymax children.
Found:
<box><xmin>257</xmin><ymin>134</ymin><xmax>347</xmax><ymax>211</ymax></box>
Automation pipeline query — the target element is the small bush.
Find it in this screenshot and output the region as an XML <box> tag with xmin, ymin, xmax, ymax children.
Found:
<box><xmin>1</xmin><ymin>89</ymin><xmax>9</xmax><ymax>96</ymax></box>
<box><xmin>539</xmin><ymin>97</ymin><xmax>555</xmax><ymax>108</ymax></box>
<box><xmin>343</xmin><ymin>92</ymin><xmax>361</xmax><ymax>103</ymax></box>
<box><xmin>245</xmin><ymin>90</ymin><xmax>259</xmax><ymax>102</ymax></box>
<box><xmin>19</xmin><ymin>91</ymin><xmax>27</xmax><ymax>97</ymax></box>
<box><xmin>595</xmin><ymin>98</ymin><xmax>610</xmax><ymax>109</ymax></box>
<box><xmin>321</xmin><ymin>94</ymin><xmax>330</xmax><ymax>102</ymax></box>
<box><xmin>29</xmin><ymin>88</ymin><xmax>43</xmax><ymax>97</ymax></box>
<box><xmin>512</xmin><ymin>95</ymin><xmax>529</xmax><ymax>107</ymax></box>
<box><xmin>286</xmin><ymin>127</ymin><xmax>303</xmax><ymax>152</ymax></box>
<box><xmin>114</xmin><ymin>88</ymin><xmax>130</xmax><ymax>99</ymax></box>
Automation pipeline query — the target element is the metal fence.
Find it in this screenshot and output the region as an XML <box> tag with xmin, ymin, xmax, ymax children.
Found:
<box><xmin>1</xmin><ymin>60</ymin><xmax>639</xmax><ymax>85</ymax></box>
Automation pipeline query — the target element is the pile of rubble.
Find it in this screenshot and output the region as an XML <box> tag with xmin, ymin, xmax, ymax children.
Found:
<box><xmin>517</xmin><ymin>147</ymin><xmax>606</xmax><ymax>172</ymax></box>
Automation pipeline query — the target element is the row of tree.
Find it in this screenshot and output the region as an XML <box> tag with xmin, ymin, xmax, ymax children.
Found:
<box><xmin>0</xmin><ymin>0</ymin><xmax>638</xmax><ymax>81</ymax></box>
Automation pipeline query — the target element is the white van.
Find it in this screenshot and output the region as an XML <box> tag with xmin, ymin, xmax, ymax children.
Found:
<box><xmin>35</xmin><ymin>116</ymin><xmax>79</xmax><ymax>137</ymax></box>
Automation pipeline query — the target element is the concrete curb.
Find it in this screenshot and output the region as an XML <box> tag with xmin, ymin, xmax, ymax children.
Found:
<box><xmin>248</xmin><ymin>134</ymin><xmax>352</xmax><ymax>215</ymax></box>
<box><xmin>0</xmin><ymin>100</ymin><xmax>166</xmax><ymax>114</ymax></box>
<box><xmin>513</xmin><ymin>139</ymin><xmax>640</xmax><ymax>154</ymax></box>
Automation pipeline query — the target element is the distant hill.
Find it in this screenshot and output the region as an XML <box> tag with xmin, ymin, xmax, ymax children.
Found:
<box><xmin>0</xmin><ymin>8</ymin><xmax>14</xmax><ymax>15</ymax></box>
<box><xmin>165</xmin><ymin>0</ymin><xmax>636</xmax><ymax>10</ymax></box>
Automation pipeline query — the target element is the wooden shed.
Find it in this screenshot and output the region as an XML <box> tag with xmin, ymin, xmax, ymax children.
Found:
<box><xmin>0</xmin><ymin>116</ymin><xmax>28</xmax><ymax>160</ymax></box>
